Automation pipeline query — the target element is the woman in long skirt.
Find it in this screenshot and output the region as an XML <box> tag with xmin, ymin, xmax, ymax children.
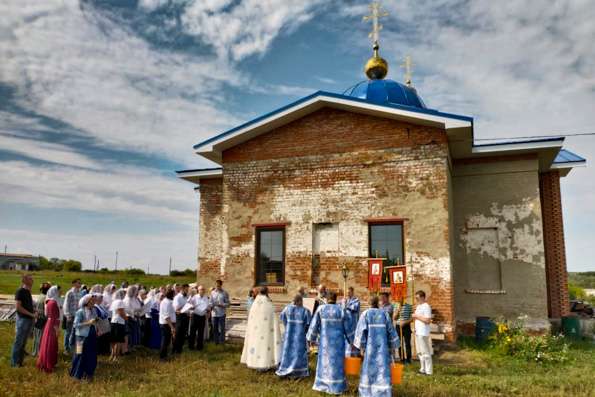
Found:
<box><xmin>70</xmin><ymin>295</ymin><xmax>98</xmax><ymax>380</ymax></box>
<box><xmin>37</xmin><ymin>286</ymin><xmax>61</xmax><ymax>373</ymax></box>
<box><xmin>32</xmin><ymin>283</ymin><xmax>51</xmax><ymax>356</ymax></box>
<box><xmin>93</xmin><ymin>294</ymin><xmax>112</xmax><ymax>355</ymax></box>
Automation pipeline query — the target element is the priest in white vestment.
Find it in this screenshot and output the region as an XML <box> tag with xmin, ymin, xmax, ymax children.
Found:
<box><xmin>240</xmin><ymin>286</ymin><xmax>282</xmax><ymax>370</ymax></box>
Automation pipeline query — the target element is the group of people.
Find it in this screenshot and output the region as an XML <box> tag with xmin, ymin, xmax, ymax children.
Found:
<box><xmin>10</xmin><ymin>274</ymin><xmax>231</xmax><ymax>380</ymax></box>
<box><xmin>241</xmin><ymin>284</ymin><xmax>433</xmax><ymax>396</ymax></box>
<box><xmin>12</xmin><ymin>273</ymin><xmax>433</xmax><ymax>396</ymax></box>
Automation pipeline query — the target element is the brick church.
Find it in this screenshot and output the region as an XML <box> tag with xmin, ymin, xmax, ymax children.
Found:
<box><xmin>178</xmin><ymin>27</ymin><xmax>586</xmax><ymax>340</ymax></box>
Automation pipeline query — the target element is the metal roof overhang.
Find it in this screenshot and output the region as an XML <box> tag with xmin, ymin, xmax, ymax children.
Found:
<box><xmin>193</xmin><ymin>91</ymin><xmax>473</xmax><ymax>164</ymax></box>
<box><xmin>175</xmin><ymin>168</ymin><xmax>222</xmax><ymax>184</ymax></box>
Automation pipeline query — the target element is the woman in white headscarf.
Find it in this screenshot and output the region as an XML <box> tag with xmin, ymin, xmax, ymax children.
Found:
<box><xmin>70</xmin><ymin>294</ymin><xmax>98</xmax><ymax>380</ymax></box>
<box><xmin>37</xmin><ymin>285</ymin><xmax>61</xmax><ymax>373</ymax></box>
<box><xmin>93</xmin><ymin>293</ymin><xmax>111</xmax><ymax>355</ymax></box>
<box><xmin>109</xmin><ymin>289</ymin><xmax>127</xmax><ymax>361</ymax></box>
<box><xmin>103</xmin><ymin>284</ymin><xmax>116</xmax><ymax>310</ymax></box>
<box><xmin>124</xmin><ymin>285</ymin><xmax>141</xmax><ymax>350</ymax></box>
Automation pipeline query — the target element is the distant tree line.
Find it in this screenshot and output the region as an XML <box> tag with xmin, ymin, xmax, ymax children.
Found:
<box><xmin>169</xmin><ymin>268</ymin><xmax>196</xmax><ymax>277</ymax></box>
<box><xmin>39</xmin><ymin>256</ymin><xmax>82</xmax><ymax>272</ymax></box>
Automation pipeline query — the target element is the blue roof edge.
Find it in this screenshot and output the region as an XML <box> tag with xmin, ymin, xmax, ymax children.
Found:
<box><xmin>192</xmin><ymin>90</ymin><xmax>474</xmax><ymax>150</ymax></box>
<box><xmin>553</xmin><ymin>148</ymin><xmax>587</xmax><ymax>164</ymax></box>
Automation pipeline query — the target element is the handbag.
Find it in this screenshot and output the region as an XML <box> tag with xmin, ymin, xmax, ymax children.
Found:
<box><xmin>35</xmin><ymin>314</ymin><xmax>47</xmax><ymax>329</ymax></box>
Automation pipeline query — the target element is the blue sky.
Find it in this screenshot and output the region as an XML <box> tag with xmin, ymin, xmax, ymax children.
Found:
<box><xmin>1</xmin><ymin>0</ymin><xmax>594</xmax><ymax>274</ymax></box>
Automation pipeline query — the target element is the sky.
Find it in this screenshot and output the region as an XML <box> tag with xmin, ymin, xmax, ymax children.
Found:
<box><xmin>1</xmin><ymin>0</ymin><xmax>594</xmax><ymax>274</ymax></box>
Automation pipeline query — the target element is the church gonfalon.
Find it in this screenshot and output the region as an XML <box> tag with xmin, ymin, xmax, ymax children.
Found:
<box><xmin>178</xmin><ymin>17</ymin><xmax>586</xmax><ymax>341</ymax></box>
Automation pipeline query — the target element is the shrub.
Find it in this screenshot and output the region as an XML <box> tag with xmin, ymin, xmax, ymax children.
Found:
<box><xmin>490</xmin><ymin>316</ymin><xmax>569</xmax><ymax>364</ymax></box>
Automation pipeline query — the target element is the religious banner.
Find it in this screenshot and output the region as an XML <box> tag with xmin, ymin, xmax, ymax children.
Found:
<box><xmin>388</xmin><ymin>266</ymin><xmax>407</xmax><ymax>301</ymax></box>
<box><xmin>368</xmin><ymin>258</ymin><xmax>384</xmax><ymax>292</ymax></box>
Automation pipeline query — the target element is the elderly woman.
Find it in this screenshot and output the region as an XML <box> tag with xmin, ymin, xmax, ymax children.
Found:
<box><xmin>36</xmin><ymin>285</ymin><xmax>61</xmax><ymax>373</ymax></box>
<box><xmin>109</xmin><ymin>289</ymin><xmax>127</xmax><ymax>362</ymax></box>
<box><xmin>32</xmin><ymin>282</ymin><xmax>51</xmax><ymax>357</ymax></box>
<box><xmin>93</xmin><ymin>293</ymin><xmax>111</xmax><ymax>355</ymax></box>
<box><xmin>70</xmin><ymin>294</ymin><xmax>98</xmax><ymax>380</ymax></box>
<box><xmin>124</xmin><ymin>285</ymin><xmax>142</xmax><ymax>351</ymax></box>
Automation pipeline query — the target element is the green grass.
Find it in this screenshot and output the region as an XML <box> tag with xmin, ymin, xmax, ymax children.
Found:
<box><xmin>0</xmin><ymin>270</ymin><xmax>196</xmax><ymax>295</ymax></box>
<box><xmin>0</xmin><ymin>323</ymin><xmax>594</xmax><ymax>397</ymax></box>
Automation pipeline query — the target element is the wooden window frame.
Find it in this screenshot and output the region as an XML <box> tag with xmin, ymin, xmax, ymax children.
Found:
<box><xmin>367</xmin><ymin>220</ymin><xmax>406</xmax><ymax>288</ymax></box>
<box><xmin>255</xmin><ymin>226</ymin><xmax>286</xmax><ymax>287</ymax></box>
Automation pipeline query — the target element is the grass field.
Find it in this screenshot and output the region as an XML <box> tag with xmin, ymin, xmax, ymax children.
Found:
<box><xmin>0</xmin><ymin>323</ymin><xmax>594</xmax><ymax>397</ymax></box>
<box><xmin>0</xmin><ymin>270</ymin><xmax>197</xmax><ymax>295</ymax></box>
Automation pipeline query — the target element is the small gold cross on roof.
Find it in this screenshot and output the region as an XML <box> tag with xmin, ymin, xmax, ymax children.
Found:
<box><xmin>401</xmin><ymin>55</ymin><xmax>413</xmax><ymax>86</ymax></box>
<box><xmin>363</xmin><ymin>2</ymin><xmax>389</xmax><ymax>45</ymax></box>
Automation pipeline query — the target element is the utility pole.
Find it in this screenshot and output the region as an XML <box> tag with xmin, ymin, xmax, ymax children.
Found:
<box><xmin>93</xmin><ymin>255</ymin><xmax>97</xmax><ymax>271</ymax></box>
<box><xmin>147</xmin><ymin>264</ymin><xmax>150</xmax><ymax>275</ymax></box>
<box><xmin>169</xmin><ymin>257</ymin><xmax>172</xmax><ymax>275</ymax></box>
<box><xmin>4</xmin><ymin>245</ymin><xmax>7</xmax><ymax>255</ymax></box>
<box><xmin>115</xmin><ymin>251</ymin><xmax>118</xmax><ymax>271</ymax></box>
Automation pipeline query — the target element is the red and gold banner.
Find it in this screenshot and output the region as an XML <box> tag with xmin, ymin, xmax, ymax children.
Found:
<box><xmin>368</xmin><ymin>258</ymin><xmax>384</xmax><ymax>292</ymax></box>
<box><xmin>388</xmin><ymin>266</ymin><xmax>407</xmax><ymax>301</ymax></box>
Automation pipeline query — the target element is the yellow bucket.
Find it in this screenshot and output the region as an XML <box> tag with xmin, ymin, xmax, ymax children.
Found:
<box><xmin>391</xmin><ymin>362</ymin><xmax>404</xmax><ymax>384</ymax></box>
<box><xmin>344</xmin><ymin>356</ymin><xmax>362</xmax><ymax>376</ymax></box>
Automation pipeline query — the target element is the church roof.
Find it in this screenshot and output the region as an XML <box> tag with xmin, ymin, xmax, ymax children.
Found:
<box><xmin>344</xmin><ymin>79</ymin><xmax>426</xmax><ymax>109</ymax></box>
<box><xmin>192</xmin><ymin>90</ymin><xmax>472</xmax><ymax>163</ymax></box>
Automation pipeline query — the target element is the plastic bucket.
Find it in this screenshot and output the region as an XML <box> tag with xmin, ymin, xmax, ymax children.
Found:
<box><xmin>561</xmin><ymin>316</ymin><xmax>581</xmax><ymax>339</ymax></box>
<box><xmin>475</xmin><ymin>317</ymin><xmax>496</xmax><ymax>343</ymax></box>
<box><xmin>391</xmin><ymin>362</ymin><xmax>403</xmax><ymax>384</ymax></box>
<box><xmin>344</xmin><ymin>356</ymin><xmax>362</xmax><ymax>376</ymax></box>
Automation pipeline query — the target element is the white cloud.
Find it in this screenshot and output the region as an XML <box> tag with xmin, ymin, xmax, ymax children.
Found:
<box><xmin>180</xmin><ymin>0</ymin><xmax>326</xmax><ymax>61</ymax></box>
<box><xmin>0</xmin><ymin>160</ymin><xmax>196</xmax><ymax>226</ymax></box>
<box><xmin>0</xmin><ymin>133</ymin><xmax>102</xmax><ymax>169</ymax></box>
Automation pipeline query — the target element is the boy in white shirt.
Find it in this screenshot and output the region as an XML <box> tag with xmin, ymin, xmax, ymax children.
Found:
<box><xmin>412</xmin><ymin>290</ymin><xmax>433</xmax><ymax>375</ymax></box>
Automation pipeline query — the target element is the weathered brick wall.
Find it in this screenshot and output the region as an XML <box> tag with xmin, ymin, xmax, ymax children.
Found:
<box><xmin>539</xmin><ymin>171</ymin><xmax>570</xmax><ymax>318</ymax></box>
<box><xmin>452</xmin><ymin>157</ymin><xmax>549</xmax><ymax>333</ymax></box>
<box><xmin>197</xmin><ymin>178</ymin><xmax>223</xmax><ymax>287</ymax></box>
<box><xmin>211</xmin><ymin>108</ymin><xmax>455</xmax><ymax>337</ymax></box>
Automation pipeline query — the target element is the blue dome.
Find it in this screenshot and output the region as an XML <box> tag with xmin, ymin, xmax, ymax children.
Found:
<box><xmin>344</xmin><ymin>79</ymin><xmax>426</xmax><ymax>109</ymax></box>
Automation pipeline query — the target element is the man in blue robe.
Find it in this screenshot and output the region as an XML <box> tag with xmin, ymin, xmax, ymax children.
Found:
<box><xmin>342</xmin><ymin>287</ymin><xmax>360</xmax><ymax>356</ymax></box>
<box><xmin>276</xmin><ymin>294</ymin><xmax>312</xmax><ymax>378</ymax></box>
<box><xmin>306</xmin><ymin>292</ymin><xmax>354</xmax><ymax>395</ymax></box>
<box><xmin>354</xmin><ymin>295</ymin><xmax>400</xmax><ymax>397</ymax></box>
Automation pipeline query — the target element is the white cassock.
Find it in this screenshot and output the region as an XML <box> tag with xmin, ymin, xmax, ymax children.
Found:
<box><xmin>240</xmin><ymin>294</ymin><xmax>282</xmax><ymax>370</ymax></box>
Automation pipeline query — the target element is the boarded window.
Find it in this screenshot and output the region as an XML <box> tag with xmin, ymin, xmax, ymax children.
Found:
<box><xmin>256</xmin><ymin>227</ymin><xmax>285</xmax><ymax>286</ymax></box>
<box><xmin>465</xmin><ymin>228</ymin><xmax>502</xmax><ymax>291</ymax></box>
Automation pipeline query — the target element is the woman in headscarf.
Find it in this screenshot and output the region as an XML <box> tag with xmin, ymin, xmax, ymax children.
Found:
<box><xmin>32</xmin><ymin>282</ymin><xmax>51</xmax><ymax>356</ymax></box>
<box><xmin>102</xmin><ymin>284</ymin><xmax>115</xmax><ymax>310</ymax></box>
<box><xmin>148</xmin><ymin>289</ymin><xmax>162</xmax><ymax>349</ymax></box>
<box><xmin>36</xmin><ymin>285</ymin><xmax>61</xmax><ymax>373</ymax></box>
<box><xmin>124</xmin><ymin>285</ymin><xmax>141</xmax><ymax>351</ymax></box>
<box><xmin>93</xmin><ymin>293</ymin><xmax>111</xmax><ymax>355</ymax></box>
<box><xmin>70</xmin><ymin>294</ymin><xmax>98</xmax><ymax>380</ymax></box>
<box><xmin>109</xmin><ymin>289</ymin><xmax>127</xmax><ymax>362</ymax></box>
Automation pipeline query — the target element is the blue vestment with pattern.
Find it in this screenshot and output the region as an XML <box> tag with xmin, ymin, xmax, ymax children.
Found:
<box><xmin>343</xmin><ymin>296</ymin><xmax>360</xmax><ymax>356</ymax></box>
<box><xmin>353</xmin><ymin>308</ymin><xmax>400</xmax><ymax>397</ymax></box>
<box><xmin>306</xmin><ymin>304</ymin><xmax>354</xmax><ymax>395</ymax></box>
<box><xmin>276</xmin><ymin>304</ymin><xmax>311</xmax><ymax>378</ymax></box>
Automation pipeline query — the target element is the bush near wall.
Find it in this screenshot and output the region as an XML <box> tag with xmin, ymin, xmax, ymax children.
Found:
<box><xmin>490</xmin><ymin>316</ymin><xmax>569</xmax><ymax>364</ymax></box>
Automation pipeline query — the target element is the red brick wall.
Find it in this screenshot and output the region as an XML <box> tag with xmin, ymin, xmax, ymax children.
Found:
<box><xmin>197</xmin><ymin>107</ymin><xmax>455</xmax><ymax>338</ymax></box>
<box><xmin>539</xmin><ymin>171</ymin><xmax>570</xmax><ymax>318</ymax></box>
<box><xmin>197</xmin><ymin>178</ymin><xmax>223</xmax><ymax>285</ymax></box>
<box><xmin>223</xmin><ymin>108</ymin><xmax>447</xmax><ymax>163</ymax></box>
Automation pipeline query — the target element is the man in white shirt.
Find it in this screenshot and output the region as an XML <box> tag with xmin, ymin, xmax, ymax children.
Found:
<box><xmin>159</xmin><ymin>288</ymin><xmax>176</xmax><ymax>361</ymax></box>
<box><xmin>62</xmin><ymin>278</ymin><xmax>81</xmax><ymax>354</ymax></box>
<box><xmin>412</xmin><ymin>290</ymin><xmax>433</xmax><ymax>375</ymax></box>
<box><xmin>189</xmin><ymin>285</ymin><xmax>211</xmax><ymax>350</ymax></box>
<box><xmin>172</xmin><ymin>284</ymin><xmax>189</xmax><ymax>354</ymax></box>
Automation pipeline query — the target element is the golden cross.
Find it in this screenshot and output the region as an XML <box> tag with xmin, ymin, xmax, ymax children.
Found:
<box><xmin>363</xmin><ymin>2</ymin><xmax>389</xmax><ymax>45</ymax></box>
<box><xmin>401</xmin><ymin>55</ymin><xmax>413</xmax><ymax>86</ymax></box>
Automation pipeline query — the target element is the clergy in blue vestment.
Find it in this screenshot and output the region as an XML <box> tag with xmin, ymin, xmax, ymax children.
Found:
<box><xmin>342</xmin><ymin>287</ymin><xmax>360</xmax><ymax>356</ymax></box>
<box><xmin>353</xmin><ymin>295</ymin><xmax>400</xmax><ymax>397</ymax></box>
<box><xmin>306</xmin><ymin>292</ymin><xmax>354</xmax><ymax>395</ymax></box>
<box><xmin>276</xmin><ymin>294</ymin><xmax>312</xmax><ymax>378</ymax></box>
